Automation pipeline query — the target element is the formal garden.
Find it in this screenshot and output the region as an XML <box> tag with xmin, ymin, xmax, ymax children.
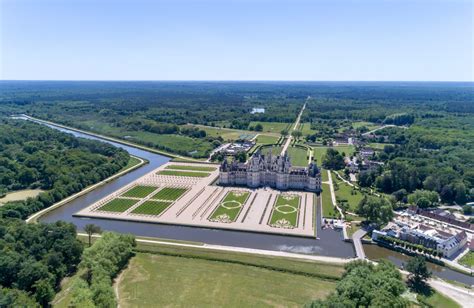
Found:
<box><xmin>269</xmin><ymin>194</ymin><xmax>301</xmax><ymax>228</ymax></box>
<box><xmin>209</xmin><ymin>191</ymin><xmax>250</xmax><ymax>223</ymax></box>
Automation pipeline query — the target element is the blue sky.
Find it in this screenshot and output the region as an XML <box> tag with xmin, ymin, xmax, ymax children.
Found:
<box><xmin>1</xmin><ymin>0</ymin><xmax>472</xmax><ymax>81</ymax></box>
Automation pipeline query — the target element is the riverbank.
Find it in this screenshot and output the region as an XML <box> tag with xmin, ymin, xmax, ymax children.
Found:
<box><xmin>26</xmin><ymin>155</ymin><xmax>147</xmax><ymax>224</ymax></box>
<box><xmin>20</xmin><ymin>114</ymin><xmax>201</xmax><ymax>162</ymax></box>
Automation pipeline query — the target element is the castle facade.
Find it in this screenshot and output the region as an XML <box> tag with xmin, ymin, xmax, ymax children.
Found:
<box><xmin>219</xmin><ymin>149</ymin><xmax>321</xmax><ymax>192</ymax></box>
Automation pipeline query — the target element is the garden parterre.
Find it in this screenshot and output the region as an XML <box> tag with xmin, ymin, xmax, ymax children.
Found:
<box><xmin>76</xmin><ymin>162</ymin><xmax>317</xmax><ymax>237</ymax></box>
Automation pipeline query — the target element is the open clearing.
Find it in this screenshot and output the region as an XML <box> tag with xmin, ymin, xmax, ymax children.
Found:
<box><xmin>249</xmin><ymin>121</ymin><xmax>292</xmax><ymax>134</ymax></box>
<box><xmin>98</xmin><ymin>198</ymin><xmax>138</xmax><ymax>212</ymax></box>
<box><xmin>131</xmin><ymin>200</ymin><xmax>173</xmax><ymax>216</ymax></box>
<box><xmin>209</xmin><ymin>191</ymin><xmax>250</xmax><ymax>222</ymax></box>
<box><xmin>0</xmin><ymin>189</ymin><xmax>45</xmax><ymax>205</ymax></box>
<box><xmin>269</xmin><ymin>194</ymin><xmax>301</xmax><ymax>228</ymax></box>
<box><xmin>157</xmin><ymin>170</ymin><xmax>210</xmax><ymax>177</ymax></box>
<box><xmin>117</xmin><ymin>253</ymin><xmax>338</xmax><ymax>307</ymax></box>
<box><xmin>121</xmin><ymin>185</ymin><xmax>158</xmax><ymax>198</ymax></box>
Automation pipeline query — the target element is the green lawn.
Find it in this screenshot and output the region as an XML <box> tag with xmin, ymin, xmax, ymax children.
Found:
<box><xmin>131</xmin><ymin>200</ymin><xmax>173</xmax><ymax>216</ymax></box>
<box><xmin>151</xmin><ymin>187</ymin><xmax>188</xmax><ymax>201</ymax></box>
<box><xmin>98</xmin><ymin>198</ymin><xmax>138</xmax><ymax>212</ymax></box>
<box><xmin>157</xmin><ymin>170</ymin><xmax>210</xmax><ymax>177</ymax></box>
<box><xmin>321</xmin><ymin>168</ymin><xmax>329</xmax><ymax>182</ymax></box>
<box><xmin>299</xmin><ymin>122</ymin><xmax>317</xmax><ymax>135</ymax></box>
<box><xmin>182</xmin><ymin>124</ymin><xmax>257</xmax><ymax>141</ymax></box>
<box><xmin>321</xmin><ymin>184</ymin><xmax>338</xmax><ymax>218</ymax></box>
<box><xmin>120</xmin><ymin>156</ymin><xmax>142</xmax><ymax>172</ymax></box>
<box><xmin>260</xmin><ymin>145</ymin><xmax>308</xmax><ymax>166</ymax></box>
<box><xmin>286</xmin><ymin>146</ymin><xmax>309</xmax><ymax>166</ymax></box>
<box><xmin>352</xmin><ymin>121</ymin><xmax>380</xmax><ymax>130</ymax></box>
<box><xmin>121</xmin><ymin>185</ymin><xmax>158</xmax><ymax>198</ymax></box>
<box><xmin>118</xmin><ymin>253</ymin><xmax>338</xmax><ymax>307</ymax></box>
<box><xmin>368</xmin><ymin>142</ymin><xmax>394</xmax><ymax>150</ymax></box>
<box><xmin>255</xmin><ymin>134</ymin><xmax>280</xmax><ymax>145</ymax></box>
<box><xmin>333</xmin><ymin>178</ymin><xmax>364</xmax><ymax>212</ymax></box>
<box><xmin>165</xmin><ymin>164</ymin><xmax>216</xmax><ymax>172</ymax></box>
<box><xmin>77</xmin><ymin>120</ymin><xmax>215</xmax><ymax>158</ymax></box>
<box><xmin>269</xmin><ymin>194</ymin><xmax>300</xmax><ymax>227</ymax></box>
<box><xmin>209</xmin><ymin>191</ymin><xmax>250</xmax><ymax>222</ymax></box>
<box><xmin>458</xmin><ymin>251</ymin><xmax>474</xmax><ymax>268</ymax></box>
<box><xmin>249</xmin><ymin>121</ymin><xmax>292</xmax><ymax>134</ymax></box>
<box><xmin>313</xmin><ymin>146</ymin><xmax>355</xmax><ymax>165</ymax></box>
<box><xmin>417</xmin><ymin>291</ymin><xmax>461</xmax><ymax>308</ymax></box>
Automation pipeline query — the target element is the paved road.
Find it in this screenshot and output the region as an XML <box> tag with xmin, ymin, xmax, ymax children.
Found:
<box><xmin>352</xmin><ymin>229</ymin><xmax>367</xmax><ymax>259</ymax></box>
<box><xmin>281</xmin><ymin>100</ymin><xmax>307</xmax><ymax>155</ymax></box>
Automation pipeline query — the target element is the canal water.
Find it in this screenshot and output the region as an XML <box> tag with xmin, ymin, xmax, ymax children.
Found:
<box><xmin>364</xmin><ymin>244</ymin><xmax>473</xmax><ymax>285</ymax></box>
<box><xmin>26</xmin><ymin>118</ymin><xmax>473</xmax><ymax>284</ymax></box>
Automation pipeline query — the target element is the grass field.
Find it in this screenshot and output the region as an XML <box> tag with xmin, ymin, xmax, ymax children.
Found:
<box><xmin>249</xmin><ymin>121</ymin><xmax>292</xmax><ymax>134</ymax></box>
<box><xmin>131</xmin><ymin>200</ymin><xmax>173</xmax><ymax>216</ymax></box>
<box><xmin>165</xmin><ymin>164</ymin><xmax>216</xmax><ymax>172</ymax></box>
<box><xmin>321</xmin><ymin>184</ymin><xmax>338</xmax><ymax>218</ymax></box>
<box><xmin>0</xmin><ymin>189</ymin><xmax>45</xmax><ymax>205</ymax></box>
<box><xmin>299</xmin><ymin>122</ymin><xmax>317</xmax><ymax>135</ymax></box>
<box><xmin>333</xmin><ymin>177</ymin><xmax>364</xmax><ymax>212</ymax></box>
<box><xmin>120</xmin><ymin>156</ymin><xmax>143</xmax><ymax>172</ymax></box>
<box><xmin>255</xmin><ymin>134</ymin><xmax>280</xmax><ymax>145</ymax></box>
<box><xmin>151</xmin><ymin>187</ymin><xmax>188</xmax><ymax>201</ymax></box>
<box><xmin>98</xmin><ymin>198</ymin><xmax>138</xmax><ymax>212</ymax></box>
<box><xmin>118</xmin><ymin>253</ymin><xmax>338</xmax><ymax>307</ymax></box>
<box><xmin>269</xmin><ymin>194</ymin><xmax>300</xmax><ymax>227</ymax></box>
<box><xmin>209</xmin><ymin>191</ymin><xmax>250</xmax><ymax>222</ymax></box>
<box><xmin>313</xmin><ymin>146</ymin><xmax>355</xmax><ymax>165</ymax></box>
<box><xmin>458</xmin><ymin>251</ymin><xmax>474</xmax><ymax>268</ymax></box>
<box><xmin>260</xmin><ymin>145</ymin><xmax>308</xmax><ymax>166</ymax></box>
<box><xmin>417</xmin><ymin>292</ymin><xmax>461</xmax><ymax>308</ymax></box>
<box><xmin>78</xmin><ymin>120</ymin><xmax>215</xmax><ymax>158</ymax></box>
<box><xmin>121</xmin><ymin>185</ymin><xmax>157</xmax><ymax>198</ymax></box>
<box><xmin>321</xmin><ymin>168</ymin><xmax>329</xmax><ymax>182</ymax></box>
<box><xmin>368</xmin><ymin>142</ymin><xmax>394</xmax><ymax>150</ymax></box>
<box><xmin>157</xmin><ymin>170</ymin><xmax>210</xmax><ymax>177</ymax></box>
<box><xmin>182</xmin><ymin>124</ymin><xmax>257</xmax><ymax>141</ymax></box>
<box><xmin>287</xmin><ymin>146</ymin><xmax>309</xmax><ymax>166</ymax></box>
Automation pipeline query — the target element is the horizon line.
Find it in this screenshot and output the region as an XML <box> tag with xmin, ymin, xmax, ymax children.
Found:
<box><xmin>1</xmin><ymin>79</ymin><xmax>473</xmax><ymax>83</ymax></box>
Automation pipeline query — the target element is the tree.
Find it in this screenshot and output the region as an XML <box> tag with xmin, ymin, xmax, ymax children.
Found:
<box><xmin>280</xmin><ymin>129</ymin><xmax>289</xmax><ymax>137</ymax></box>
<box><xmin>254</xmin><ymin>123</ymin><xmax>263</xmax><ymax>132</ymax></box>
<box><xmin>357</xmin><ymin>196</ymin><xmax>393</xmax><ymax>225</ymax></box>
<box><xmin>305</xmin><ymin>260</ymin><xmax>407</xmax><ymax>307</ymax></box>
<box><xmin>406</xmin><ymin>256</ymin><xmax>431</xmax><ymax>292</ymax></box>
<box><xmin>84</xmin><ymin>224</ymin><xmax>102</xmax><ymax>247</ymax></box>
<box><xmin>291</xmin><ymin>130</ymin><xmax>302</xmax><ymax>141</ymax></box>
<box><xmin>462</xmin><ymin>205</ymin><xmax>472</xmax><ymax>215</ymax></box>
<box><xmin>322</xmin><ymin>148</ymin><xmax>345</xmax><ymax>170</ymax></box>
<box><xmin>235</xmin><ymin>151</ymin><xmax>247</xmax><ymax>163</ymax></box>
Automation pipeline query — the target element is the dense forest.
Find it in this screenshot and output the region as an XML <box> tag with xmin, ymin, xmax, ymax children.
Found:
<box><xmin>0</xmin><ymin>219</ymin><xmax>83</xmax><ymax>306</ymax></box>
<box><xmin>359</xmin><ymin>117</ymin><xmax>474</xmax><ymax>204</ymax></box>
<box><xmin>0</xmin><ymin>119</ymin><xmax>130</xmax><ymax>219</ymax></box>
<box><xmin>0</xmin><ymin>119</ymin><xmax>133</xmax><ymax>307</ymax></box>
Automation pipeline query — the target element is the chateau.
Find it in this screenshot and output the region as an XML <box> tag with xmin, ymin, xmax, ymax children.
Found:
<box><xmin>219</xmin><ymin>149</ymin><xmax>321</xmax><ymax>192</ymax></box>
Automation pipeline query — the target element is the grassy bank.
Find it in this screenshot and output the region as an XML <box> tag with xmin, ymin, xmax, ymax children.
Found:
<box><xmin>117</xmin><ymin>252</ymin><xmax>339</xmax><ymax>307</ymax></box>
